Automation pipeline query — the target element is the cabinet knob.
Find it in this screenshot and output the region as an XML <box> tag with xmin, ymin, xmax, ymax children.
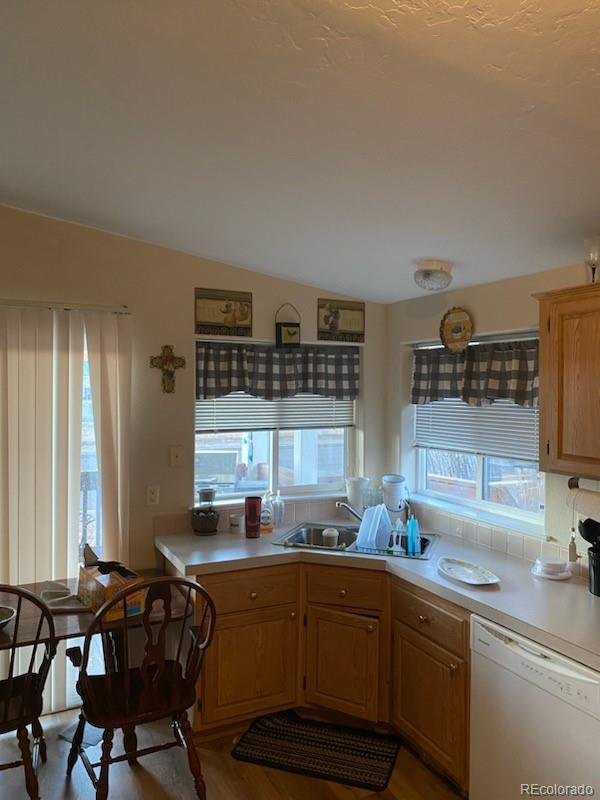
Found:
<box><xmin>367</xmin><ymin>624</ymin><xmax>375</xmax><ymax>633</ymax></box>
<box><xmin>418</xmin><ymin>614</ymin><xmax>429</xmax><ymax>624</ymax></box>
<box><xmin>290</xmin><ymin>611</ymin><xmax>296</xmax><ymax>619</ymax></box>
<box><xmin>339</xmin><ymin>589</ymin><xmax>347</xmax><ymax>598</ymax></box>
<box><xmin>449</xmin><ymin>663</ymin><xmax>459</xmax><ymax>674</ymax></box>
<box><xmin>250</xmin><ymin>591</ymin><xmax>258</xmax><ymax>600</ymax></box>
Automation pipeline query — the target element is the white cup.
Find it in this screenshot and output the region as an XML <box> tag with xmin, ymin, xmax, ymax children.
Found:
<box><xmin>229</xmin><ymin>513</ymin><xmax>245</xmax><ymax>534</ymax></box>
<box><xmin>322</xmin><ymin>527</ymin><xmax>339</xmax><ymax>548</ymax></box>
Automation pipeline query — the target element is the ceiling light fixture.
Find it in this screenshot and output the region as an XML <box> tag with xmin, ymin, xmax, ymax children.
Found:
<box><xmin>414</xmin><ymin>259</ymin><xmax>453</xmax><ymax>291</ymax></box>
<box><xmin>584</xmin><ymin>236</ymin><xmax>600</xmax><ymax>283</ymax></box>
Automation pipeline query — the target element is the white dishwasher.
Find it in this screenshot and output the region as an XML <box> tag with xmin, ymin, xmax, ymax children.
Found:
<box><xmin>470</xmin><ymin>615</ymin><xmax>600</xmax><ymax>800</ymax></box>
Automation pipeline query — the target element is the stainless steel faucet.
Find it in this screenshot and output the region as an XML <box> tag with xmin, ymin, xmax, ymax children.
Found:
<box><xmin>335</xmin><ymin>501</ymin><xmax>363</xmax><ymax>522</ymax></box>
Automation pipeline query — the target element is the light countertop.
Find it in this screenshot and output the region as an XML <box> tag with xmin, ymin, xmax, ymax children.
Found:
<box><xmin>155</xmin><ymin>524</ymin><xmax>600</xmax><ymax>672</ymax></box>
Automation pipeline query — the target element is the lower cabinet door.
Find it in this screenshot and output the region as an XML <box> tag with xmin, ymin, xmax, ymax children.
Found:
<box><xmin>201</xmin><ymin>604</ymin><xmax>298</xmax><ymax>723</ymax></box>
<box><xmin>392</xmin><ymin>620</ymin><xmax>467</xmax><ymax>787</ymax></box>
<box><xmin>305</xmin><ymin>604</ymin><xmax>379</xmax><ymax>721</ymax></box>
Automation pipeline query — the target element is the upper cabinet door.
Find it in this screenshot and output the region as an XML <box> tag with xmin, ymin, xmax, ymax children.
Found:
<box><xmin>537</xmin><ymin>284</ymin><xmax>600</xmax><ymax>478</ymax></box>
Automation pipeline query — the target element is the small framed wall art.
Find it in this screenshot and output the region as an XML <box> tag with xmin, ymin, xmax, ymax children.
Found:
<box><xmin>317</xmin><ymin>298</ymin><xmax>365</xmax><ymax>343</ymax></box>
<box><xmin>275</xmin><ymin>303</ymin><xmax>301</xmax><ymax>348</ymax></box>
<box><xmin>195</xmin><ymin>288</ymin><xmax>252</xmax><ymax>337</ymax></box>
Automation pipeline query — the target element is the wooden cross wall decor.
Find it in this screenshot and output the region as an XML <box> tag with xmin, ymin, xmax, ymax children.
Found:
<box><xmin>150</xmin><ymin>345</ymin><xmax>186</xmax><ymax>393</ymax></box>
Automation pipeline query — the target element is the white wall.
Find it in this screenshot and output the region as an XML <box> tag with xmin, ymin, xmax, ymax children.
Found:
<box><xmin>385</xmin><ymin>262</ymin><xmax>589</xmax><ymax>547</ymax></box>
<box><xmin>0</xmin><ymin>206</ymin><xmax>387</xmax><ymax>568</ymax></box>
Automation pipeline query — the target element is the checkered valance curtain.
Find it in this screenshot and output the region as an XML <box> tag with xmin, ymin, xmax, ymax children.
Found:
<box><xmin>196</xmin><ymin>341</ymin><xmax>360</xmax><ymax>401</ymax></box>
<box><xmin>411</xmin><ymin>340</ymin><xmax>538</xmax><ymax>408</ymax></box>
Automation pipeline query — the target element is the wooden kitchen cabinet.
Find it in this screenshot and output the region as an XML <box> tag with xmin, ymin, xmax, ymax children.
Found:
<box><xmin>536</xmin><ymin>283</ymin><xmax>600</xmax><ymax>478</ymax></box>
<box><xmin>305</xmin><ymin>604</ymin><xmax>380</xmax><ymax>721</ymax></box>
<box><xmin>195</xmin><ymin>565</ymin><xmax>299</xmax><ymax>728</ymax></box>
<box><xmin>201</xmin><ymin>603</ymin><xmax>298</xmax><ymax>724</ymax></box>
<box><xmin>303</xmin><ymin>565</ymin><xmax>389</xmax><ymax>723</ymax></box>
<box><xmin>391</xmin><ymin>580</ymin><xmax>469</xmax><ymax>790</ymax></box>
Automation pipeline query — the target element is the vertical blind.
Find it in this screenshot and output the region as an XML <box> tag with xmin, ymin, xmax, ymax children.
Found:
<box><xmin>414</xmin><ymin>398</ymin><xmax>539</xmax><ymax>462</ymax></box>
<box><xmin>196</xmin><ymin>393</ymin><xmax>355</xmax><ymax>433</ymax></box>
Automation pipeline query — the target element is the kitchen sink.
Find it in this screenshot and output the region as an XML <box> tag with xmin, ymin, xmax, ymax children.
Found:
<box><xmin>272</xmin><ymin>522</ymin><xmax>439</xmax><ymax>559</ymax></box>
<box><xmin>273</xmin><ymin>523</ymin><xmax>359</xmax><ymax>551</ymax></box>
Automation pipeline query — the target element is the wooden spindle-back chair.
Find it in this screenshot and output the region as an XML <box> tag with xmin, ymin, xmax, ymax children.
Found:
<box><xmin>0</xmin><ymin>585</ymin><xmax>57</xmax><ymax>800</ymax></box>
<box><xmin>65</xmin><ymin>576</ymin><xmax>215</xmax><ymax>800</ymax></box>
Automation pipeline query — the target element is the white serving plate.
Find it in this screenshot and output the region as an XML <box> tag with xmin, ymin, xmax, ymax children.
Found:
<box><xmin>438</xmin><ymin>557</ymin><xmax>500</xmax><ymax>586</ymax></box>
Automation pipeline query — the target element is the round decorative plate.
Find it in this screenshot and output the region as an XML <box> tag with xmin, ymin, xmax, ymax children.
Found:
<box><xmin>438</xmin><ymin>557</ymin><xmax>500</xmax><ymax>585</ymax></box>
<box><xmin>440</xmin><ymin>307</ymin><xmax>473</xmax><ymax>353</ymax></box>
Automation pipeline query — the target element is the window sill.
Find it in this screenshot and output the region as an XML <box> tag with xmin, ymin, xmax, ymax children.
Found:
<box><xmin>209</xmin><ymin>492</ymin><xmax>346</xmax><ymax>510</ymax></box>
<box><xmin>411</xmin><ymin>493</ymin><xmax>545</xmax><ymax>539</ymax></box>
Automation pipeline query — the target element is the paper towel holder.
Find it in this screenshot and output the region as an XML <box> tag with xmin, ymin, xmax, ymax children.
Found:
<box><xmin>568</xmin><ymin>477</ymin><xmax>581</xmax><ymax>490</ymax></box>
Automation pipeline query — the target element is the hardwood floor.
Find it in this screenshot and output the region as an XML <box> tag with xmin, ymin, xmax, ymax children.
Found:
<box><xmin>0</xmin><ymin>710</ymin><xmax>461</xmax><ymax>799</ymax></box>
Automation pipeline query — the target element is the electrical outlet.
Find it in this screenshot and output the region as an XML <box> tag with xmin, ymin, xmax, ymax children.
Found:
<box><xmin>169</xmin><ymin>445</ymin><xmax>184</xmax><ymax>467</ymax></box>
<box><xmin>146</xmin><ymin>485</ymin><xmax>160</xmax><ymax>505</ymax></box>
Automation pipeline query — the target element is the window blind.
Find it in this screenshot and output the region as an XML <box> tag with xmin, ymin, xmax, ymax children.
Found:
<box><xmin>196</xmin><ymin>392</ymin><xmax>355</xmax><ymax>433</ymax></box>
<box><xmin>414</xmin><ymin>398</ymin><xmax>539</xmax><ymax>462</ymax></box>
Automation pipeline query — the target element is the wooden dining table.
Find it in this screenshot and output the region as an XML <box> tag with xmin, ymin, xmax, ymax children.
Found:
<box><xmin>0</xmin><ymin>575</ymin><xmax>192</xmax><ymax>651</ymax></box>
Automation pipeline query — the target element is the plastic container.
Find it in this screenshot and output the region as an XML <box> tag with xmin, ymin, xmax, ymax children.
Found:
<box><xmin>346</xmin><ymin>477</ymin><xmax>370</xmax><ymax>511</ymax></box>
<box><xmin>356</xmin><ymin>504</ymin><xmax>392</xmax><ymax>551</ymax></box>
<box><xmin>272</xmin><ymin>490</ymin><xmax>285</xmax><ymax>527</ymax></box>
<box><xmin>381</xmin><ymin>474</ymin><xmax>408</xmax><ymax>512</ymax></box>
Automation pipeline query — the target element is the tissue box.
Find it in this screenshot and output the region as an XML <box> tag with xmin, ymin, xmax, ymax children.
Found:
<box><xmin>77</xmin><ymin>566</ymin><xmax>145</xmax><ymax>622</ymax></box>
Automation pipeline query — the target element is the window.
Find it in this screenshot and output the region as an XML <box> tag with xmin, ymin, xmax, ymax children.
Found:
<box><xmin>415</xmin><ymin>398</ymin><xmax>544</xmax><ymax>520</ymax></box>
<box><xmin>195</xmin><ymin>393</ymin><xmax>353</xmax><ymax>498</ymax></box>
<box><xmin>79</xmin><ymin>344</ymin><xmax>102</xmax><ymax>559</ymax></box>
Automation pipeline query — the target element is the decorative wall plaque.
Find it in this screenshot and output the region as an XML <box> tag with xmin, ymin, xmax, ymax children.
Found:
<box><xmin>439</xmin><ymin>307</ymin><xmax>473</xmax><ymax>353</ymax></box>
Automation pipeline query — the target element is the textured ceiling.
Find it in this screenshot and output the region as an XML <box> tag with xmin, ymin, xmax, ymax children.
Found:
<box><xmin>1</xmin><ymin>1</ymin><xmax>599</xmax><ymax>301</ymax></box>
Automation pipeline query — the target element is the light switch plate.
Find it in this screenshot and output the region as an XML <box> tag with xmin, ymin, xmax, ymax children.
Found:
<box><xmin>146</xmin><ymin>485</ymin><xmax>160</xmax><ymax>505</ymax></box>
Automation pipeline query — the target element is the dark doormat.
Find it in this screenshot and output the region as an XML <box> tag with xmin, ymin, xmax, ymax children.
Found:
<box><xmin>231</xmin><ymin>711</ymin><xmax>401</xmax><ymax>792</ymax></box>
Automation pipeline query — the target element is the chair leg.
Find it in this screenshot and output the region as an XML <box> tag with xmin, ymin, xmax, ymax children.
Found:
<box><xmin>123</xmin><ymin>725</ymin><xmax>138</xmax><ymax>766</ymax></box>
<box><xmin>96</xmin><ymin>728</ymin><xmax>113</xmax><ymax>800</ymax></box>
<box><xmin>171</xmin><ymin>715</ymin><xmax>182</xmax><ymax>746</ymax></box>
<box><xmin>66</xmin><ymin>712</ymin><xmax>86</xmax><ymax>777</ymax></box>
<box><xmin>31</xmin><ymin>718</ymin><xmax>47</xmax><ymax>763</ymax></box>
<box><xmin>17</xmin><ymin>727</ymin><xmax>40</xmax><ymax>800</ymax></box>
<box><xmin>178</xmin><ymin>711</ymin><xmax>206</xmax><ymax>800</ymax></box>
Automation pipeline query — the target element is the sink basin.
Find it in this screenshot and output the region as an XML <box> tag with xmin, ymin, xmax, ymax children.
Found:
<box><xmin>272</xmin><ymin>523</ymin><xmax>439</xmax><ymax>559</ymax></box>
<box><xmin>273</xmin><ymin>523</ymin><xmax>358</xmax><ymax>551</ymax></box>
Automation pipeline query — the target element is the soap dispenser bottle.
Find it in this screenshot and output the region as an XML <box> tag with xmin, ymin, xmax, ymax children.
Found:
<box><xmin>260</xmin><ymin>492</ymin><xmax>274</xmax><ymax>534</ymax></box>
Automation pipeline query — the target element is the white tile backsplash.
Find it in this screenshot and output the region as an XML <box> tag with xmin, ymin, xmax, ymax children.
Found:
<box><xmin>476</xmin><ymin>524</ymin><xmax>492</xmax><ymax>549</ymax></box>
<box><xmin>524</xmin><ymin>536</ymin><xmax>542</xmax><ymax>562</ymax></box>
<box><xmin>293</xmin><ymin>502</ymin><xmax>311</xmax><ymax>523</ymax></box>
<box><xmin>507</xmin><ymin>532</ymin><xmax>524</xmax><ymax>560</ymax></box>
<box><xmin>491</xmin><ymin>528</ymin><xmax>508</xmax><ymax>553</ymax></box>
<box><xmin>463</xmin><ymin>520</ymin><xmax>477</xmax><ymax>545</ymax></box>
<box><xmin>541</xmin><ymin>540</ymin><xmax>561</xmax><ymax>560</ymax></box>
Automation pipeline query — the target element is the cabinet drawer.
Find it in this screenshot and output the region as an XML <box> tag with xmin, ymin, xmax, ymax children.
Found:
<box><xmin>198</xmin><ymin>566</ymin><xmax>297</xmax><ymax>614</ymax></box>
<box><xmin>307</xmin><ymin>565</ymin><xmax>384</xmax><ymax>611</ymax></box>
<box><xmin>392</xmin><ymin>585</ymin><xmax>468</xmax><ymax>657</ymax></box>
